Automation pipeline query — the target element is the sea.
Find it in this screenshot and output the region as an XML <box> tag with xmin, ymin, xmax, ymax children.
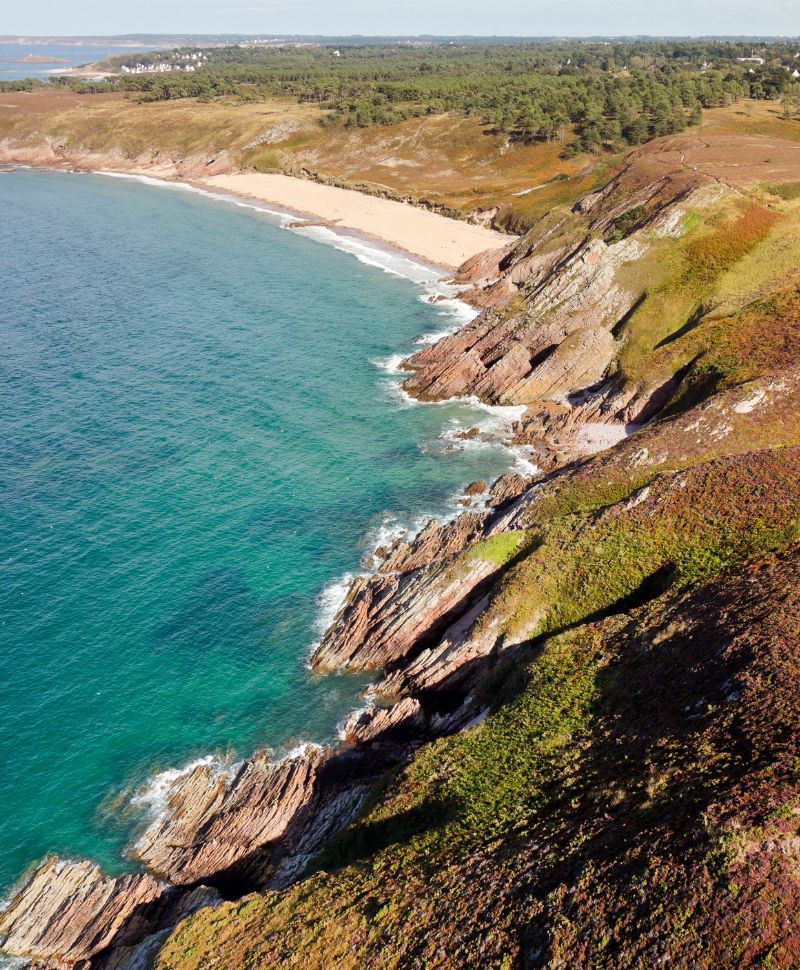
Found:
<box><xmin>0</xmin><ymin>168</ymin><xmax>528</xmax><ymax>895</ymax></box>
<box><xmin>0</xmin><ymin>41</ymin><xmax>156</xmax><ymax>81</ymax></box>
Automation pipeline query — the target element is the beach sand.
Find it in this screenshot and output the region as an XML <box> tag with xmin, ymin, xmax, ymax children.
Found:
<box><xmin>200</xmin><ymin>172</ymin><xmax>513</xmax><ymax>270</ymax></box>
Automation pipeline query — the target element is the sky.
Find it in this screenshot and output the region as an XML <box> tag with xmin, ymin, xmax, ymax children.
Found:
<box><xmin>6</xmin><ymin>0</ymin><xmax>800</xmax><ymax>40</ymax></box>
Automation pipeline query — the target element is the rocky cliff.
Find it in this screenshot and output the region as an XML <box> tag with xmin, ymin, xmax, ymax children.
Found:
<box><xmin>4</xmin><ymin>128</ymin><xmax>800</xmax><ymax>969</ymax></box>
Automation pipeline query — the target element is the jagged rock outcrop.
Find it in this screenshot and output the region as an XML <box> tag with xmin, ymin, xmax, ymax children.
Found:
<box><xmin>131</xmin><ymin>746</ymin><xmax>377</xmax><ymax>892</ymax></box>
<box><xmin>310</xmin><ymin>528</ymin><xmax>503</xmax><ymax>672</ymax></box>
<box><xmin>404</xmin><ymin>143</ymin><xmax>732</xmax><ymax>417</ymax></box>
<box><xmin>311</xmin><ymin>559</ymin><xmax>483</xmax><ymax>672</ymax></box>
<box><xmin>311</xmin><ymin>471</ymin><xmax>543</xmax><ymax>675</ymax></box>
<box><xmin>379</xmin><ymin>511</ymin><xmax>487</xmax><ymax>574</ymax></box>
<box><xmin>0</xmin><ymin>858</ymin><xmax>218</xmax><ymax>970</ymax></box>
<box><xmin>341</xmin><ymin>697</ymin><xmax>426</xmax><ymax>746</ymax></box>
<box><xmin>402</xmin><ymin>233</ymin><xmax>645</xmax><ymax>405</ymax></box>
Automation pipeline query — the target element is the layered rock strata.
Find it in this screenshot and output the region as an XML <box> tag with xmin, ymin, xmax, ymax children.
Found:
<box><xmin>1</xmin><ymin>134</ymin><xmax>779</xmax><ymax>970</ymax></box>
<box><xmin>0</xmin><ymin>858</ymin><xmax>219</xmax><ymax>970</ymax></box>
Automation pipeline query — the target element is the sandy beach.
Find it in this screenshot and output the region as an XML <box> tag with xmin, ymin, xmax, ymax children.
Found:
<box><xmin>200</xmin><ymin>173</ymin><xmax>513</xmax><ymax>270</ymax></box>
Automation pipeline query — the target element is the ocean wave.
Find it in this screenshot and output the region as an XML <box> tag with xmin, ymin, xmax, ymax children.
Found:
<box><xmin>311</xmin><ymin>571</ymin><xmax>358</xmax><ymax>641</ymax></box>
<box><xmin>290</xmin><ymin>224</ymin><xmax>442</xmax><ymax>283</ymax></box>
<box><xmin>510</xmin><ymin>445</ymin><xmax>541</xmax><ymax>477</ymax></box>
<box><xmin>129</xmin><ymin>754</ymin><xmax>221</xmax><ymax>821</ymax></box>
<box><xmin>380</xmin><ymin>377</ymin><xmax>421</xmax><ymax>408</ymax></box>
<box><xmin>371</xmin><ymin>353</ymin><xmax>408</xmax><ymax>375</ymax></box>
<box><xmin>335</xmin><ymin>701</ymin><xmax>374</xmax><ymax>741</ymax></box>
<box><xmin>362</xmin><ymin>511</ymin><xmax>410</xmax><ymax>556</ymax></box>
<box><xmin>413</xmin><ymin>326</ymin><xmax>460</xmax><ymax>346</ymax></box>
<box><xmin>95</xmin><ymin>171</ymin><xmax>294</xmax><ymax>224</ymax></box>
<box><xmin>417</xmin><ymin>290</ymin><xmax>480</xmax><ymax>326</ymax></box>
<box><xmin>271</xmin><ymin>740</ymin><xmax>323</xmax><ymax>764</ymax></box>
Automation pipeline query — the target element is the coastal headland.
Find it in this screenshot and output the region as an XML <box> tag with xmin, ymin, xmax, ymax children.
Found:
<box><xmin>3</xmin><ymin>75</ymin><xmax>800</xmax><ymax>968</ymax></box>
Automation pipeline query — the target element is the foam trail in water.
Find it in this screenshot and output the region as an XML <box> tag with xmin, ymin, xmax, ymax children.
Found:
<box><xmin>291</xmin><ymin>224</ymin><xmax>442</xmax><ymax>284</ymax></box>
<box><xmin>95</xmin><ymin>171</ymin><xmax>294</xmax><ymax>224</ymax></box>
<box><xmin>129</xmin><ymin>755</ymin><xmax>220</xmax><ymax>822</ymax></box>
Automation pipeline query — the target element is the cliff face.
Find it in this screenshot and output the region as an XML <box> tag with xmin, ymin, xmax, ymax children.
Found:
<box><xmin>403</xmin><ymin>144</ymin><xmax>714</xmax><ymax>407</ymax></box>
<box><xmin>160</xmin><ymin>547</ymin><xmax>800</xmax><ymax>969</ymax></box>
<box><xmin>154</xmin><ymin>131</ymin><xmax>800</xmax><ymax>968</ymax></box>
<box><xmin>4</xmin><ymin>128</ymin><xmax>800</xmax><ymax>970</ymax></box>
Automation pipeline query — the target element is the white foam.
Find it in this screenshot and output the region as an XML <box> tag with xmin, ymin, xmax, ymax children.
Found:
<box><xmin>311</xmin><ymin>571</ymin><xmax>358</xmax><ymax>640</ymax></box>
<box><xmin>418</xmin><ymin>291</ymin><xmax>480</xmax><ymax>325</ymax></box>
<box><xmin>380</xmin><ymin>377</ymin><xmax>421</xmax><ymax>408</ymax></box>
<box><xmin>291</xmin><ymin>223</ymin><xmax>441</xmax><ymax>284</ymax></box>
<box><xmin>130</xmin><ymin>755</ymin><xmax>218</xmax><ymax>821</ymax></box>
<box><xmin>0</xmin><ymin>956</ymin><xmax>28</xmax><ymax>969</ymax></box>
<box><xmin>510</xmin><ymin>445</ymin><xmax>541</xmax><ymax>477</ymax></box>
<box><xmin>413</xmin><ymin>322</ymin><xmax>464</xmax><ymax>345</ymax></box>
<box><xmin>363</xmin><ymin>511</ymin><xmax>409</xmax><ymax>557</ymax></box>
<box><xmin>371</xmin><ymin>353</ymin><xmax>408</xmax><ymax>375</ymax></box>
<box><xmin>96</xmin><ymin>171</ymin><xmax>294</xmax><ymax>223</ymax></box>
<box><xmin>272</xmin><ymin>741</ymin><xmax>323</xmax><ymax>764</ymax></box>
<box><xmin>335</xmin><ymin>704</ymin><xmax>373</xmax><ymax>741</ymax></box>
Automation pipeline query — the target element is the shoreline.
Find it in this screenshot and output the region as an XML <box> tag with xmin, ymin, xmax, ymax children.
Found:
<box><xmin>199</xmin><ymin>172</ymin><xmax>513</xmax><ymax>271</ymax></box>
<box><xmin>0</xmin><ymin>161</ymin><xmax>531</xmax><ymax>912</ymax></box>
<box><xmin>0</xmin><ymin>152</ymin><xmax>514</xmax><ymax>271</ymax></box>
<box><xmin>93</xmin><ymin>168</ymin><xmax>456</xmax><ymax>278</ymax></box>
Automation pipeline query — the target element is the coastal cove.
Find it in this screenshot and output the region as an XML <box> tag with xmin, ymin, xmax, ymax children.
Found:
<box><xmin>0</xmin><ymin>168</ymin><xmax>528</xmax><ymax>895</ymax></box>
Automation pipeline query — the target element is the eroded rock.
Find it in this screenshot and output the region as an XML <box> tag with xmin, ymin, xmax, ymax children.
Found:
<box><xmin>0</xmin><ymin>857</ymin><xmax>218</xmax><ymax>970</ymax></box>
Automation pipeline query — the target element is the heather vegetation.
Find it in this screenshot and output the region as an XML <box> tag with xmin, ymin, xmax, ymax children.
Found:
<box><xmin>158</xmin><ymin>455</ymin><xmax>800</xmax><ymax>968</ymax></box>
<box><xmin>149</xmin><ymin>103</ymin><xmax>800</xmax><ymax>966</ymax></box>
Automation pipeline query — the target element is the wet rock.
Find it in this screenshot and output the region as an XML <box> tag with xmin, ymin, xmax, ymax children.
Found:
<box><xmin>464</xmin><ymin>480</ymin><xmax>488</xmax><ymax>495</ymax></box>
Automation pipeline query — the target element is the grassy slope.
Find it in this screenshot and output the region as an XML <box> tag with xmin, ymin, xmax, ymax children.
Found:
<box><xmin>0</xmin><ymin>89</ymin><xmax>613</xmax><ymax>228</ymax></box>
<box><xmin>3</xmin><ymin>92</ymin><xmax>799</xmax><ymax>233</ymax></box>
<box><xmin>148</xmin><ymin>107</ymin><xmax>800</xmax><ymax>969</ymax></box>
<box><xmin>158</xmin><ymin>457</ymin><xmax>800</xmax><ymax>969</ymax></box>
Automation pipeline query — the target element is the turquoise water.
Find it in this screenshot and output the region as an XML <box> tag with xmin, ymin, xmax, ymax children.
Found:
<box><xmin>0</xmin><ymin>169</ymin><xmax>521</xmax><ymax>892</ymax></box>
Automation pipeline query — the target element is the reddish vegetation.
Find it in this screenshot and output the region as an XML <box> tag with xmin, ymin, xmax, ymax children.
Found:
<box><xmin>722</xmin><ymin>284</ymin><xmax>800</xmax><ymax>376</ymax></box>
<box><xmin>683</xmin><ymin>203</ymin><xmax>780</xmax><ymax>290</ymax></box>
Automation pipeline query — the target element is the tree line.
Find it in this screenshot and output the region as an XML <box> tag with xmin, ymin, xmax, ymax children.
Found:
<box><xmin>4</xmin><ymin>40</ymin><xmax>800</xmax><ymax>156</ymax></box>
